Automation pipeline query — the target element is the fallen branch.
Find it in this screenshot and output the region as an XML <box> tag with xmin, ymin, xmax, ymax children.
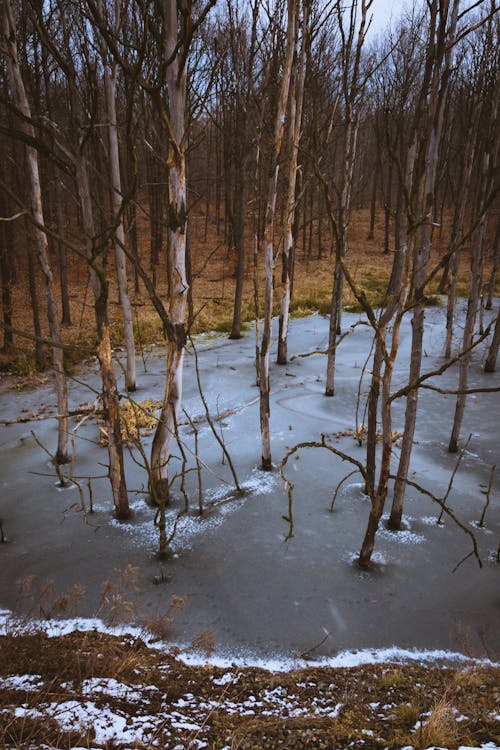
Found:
<box><xmin>290</xmin><ymin>321</ymin><xmax>367</xmax><ymax>361</ymax></box>
<box><xmin>437</xmin><ymin>434</ymin><xmax>471</xmax><ymax>524</ymax></box>
<box><xmin>389</xmin><ymin>471</ymin><xmax>482</xmax><ymax>571</ymax></box>
<box><xmin>0</xmin><ymin>407</ymin><xmax>101</xmax><ymax>426</ymax></box>
<box><xmin>278</xmin><ymin>436</ymin><xmax>369</xmax><ymax>541</ymax></box>
<box><xmin>389</xmin><ymin>320</ymin><xmax>495</xmax><ymax>403</ymax></box>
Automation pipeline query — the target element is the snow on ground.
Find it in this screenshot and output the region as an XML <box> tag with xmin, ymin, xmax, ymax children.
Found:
<box><xmin>1</xmin><ymin>609</ymin><xmax>499</xmax><ymax>671</ymax></box>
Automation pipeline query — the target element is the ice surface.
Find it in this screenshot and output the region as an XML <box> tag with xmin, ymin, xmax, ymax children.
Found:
<box><xmin>0</xmin><ymin>306</ymin><xmax>499</xmax><ymax>659</ymax></box>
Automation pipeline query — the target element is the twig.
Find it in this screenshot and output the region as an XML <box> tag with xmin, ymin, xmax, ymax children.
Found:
<box><xmin>299</xmin><ymin>628</ymin><xmax>331</xmax><ymax>660</ymax></box>
<box><xmin>173</xmin><ymin>410</ymin><xmax>190</xmax><ymax>513</ymax></box>
<box><xmin>278</xmin><ymin>436</ymin><xmax>370</xmax><ymax>541</ymax></box>
<box><xmin>390</xmin><ymin>473</ymin><xmax>482</xmax><ymax>570</ymax></box>
<box><xmin>478</xmin><ymin>465</ymin><xmax>495</xmax><ymax>528</ymax></box>
<box><xmin>30</xmin><ymin>430</ymin><xmax>69</xmax><ymax>488</ymax></box>
<box><xmin>184</xmin><ymin>409</ymin><xmax>203</xmax><ymax>515</ymax></box>
<box><xmin>330</xmin><ymin>469</ymin><xmax>358</xmax><ymax>511</ymax></box>
<box><xmin>290</xmin><ymin>321</ymin><xmax>367</xmax><ymax>361</ymax></box>
<box><xmin>437</xmin><ymin>434</ymin><xmax>471</xmax><ymax>524</ymax></box>
<box><xmin>189</xmin><ymin>335</ymin><xmax>241</xmax><ymax>492</ymax></box>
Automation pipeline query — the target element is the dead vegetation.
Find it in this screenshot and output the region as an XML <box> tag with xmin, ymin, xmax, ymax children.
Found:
<box><xmin>0</xmin><ymin>205</ymin><xmax>488</xmax><ymax>381</ymax></box>
<box><xmin>0</xmin><ymin>627</ymin><xmax>498</xmax><ymax>749</ymax></box>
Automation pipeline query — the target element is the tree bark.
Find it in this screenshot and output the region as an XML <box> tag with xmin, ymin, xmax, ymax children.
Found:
<box><xmin>150</xmin><ymin>0</ymin><xmax>189</xmax><ymax>501</ymax></box>
<box><xmin>277</xmin><ymin>0</ymin><xmax>309</xmax><ymax>365</ymax></box>
<box><xmin>448</xmin><ymin>210</ymin><xmax>486</xmax><ymax>451</ymax></box>
<box><xmin>484</xmin><ymin>311</ymin><xmax>500</xmax><ymax>373</ymax></box>
<box><xmin>259</xmin><ymin>0</ymin><xmax>297</xmax><ymax>470</ymax></box>
<box><xmin>75</xmin><ymin>155</ymin><xmax>130</xmax><ymax>518</ymax></box>
<box><xmin>3</xmin><ymin>0</ymin><xmax>69</xmax><ymax>463</ymax></box>
<box><xmin>485</xmin><ymin>219</ymin><xmax>500</xmax><ymax>310</ymax></box>
<box><xmin>0</xmin><ymin>186</ymin><xmax>14</xmax><ymax>352</ymax></box>
<box><xmin>103</xmin><ymin>52</ymin><xmax>136</xmax><ymax>392</ymax></box>
<box><xmin>389</xmin><ymin>0</ymin><xmax>459</xmax><ymax>528</ymax></box>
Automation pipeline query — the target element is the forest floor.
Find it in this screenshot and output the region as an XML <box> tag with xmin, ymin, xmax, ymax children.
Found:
<box><xmin>0</xmin><ymin>205</ymin><xmax>484</xmax><ymax>379</ymax></box>
<box><xmin>0</xmin><ymin>622</ymin><xmax>499</xmax><ymax>750</ymax></box>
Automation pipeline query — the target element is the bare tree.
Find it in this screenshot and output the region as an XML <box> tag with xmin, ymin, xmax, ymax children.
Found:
<box><xmin>277</xmin><ymin>0</ymin><xmax>310</xmax><ymax>365</ymax></box>
<box><xmin>2</xmin><ymin>0</ymin><xmax>69</xmax><ymax>464</ymax></box>
<box><xmin>324</xmin><ymin>0</ymin><xmax>373</xmax><ymax>397</ymax></box>
<box><xmin>259</xmin><ymin>0</ymin><xmax>298</xmax><ymax>470</ymax></box>
<box><xmin>150</xmin><ymin>0</ymin><xmax>192</xmax><ymax>500</ymax></box>
<box><xmin>98</xmin><ymin>0</ymin><xmax>137</xmax><ymax>392</ymax></box>
<box><xmin>389</xmin><ymin>0</ymin><xmax>461</xmax><ymax>530</ymax></box>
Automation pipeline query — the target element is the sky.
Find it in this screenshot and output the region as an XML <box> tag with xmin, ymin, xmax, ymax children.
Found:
<box><xmin>366</xmin><ymin>0</ymin><xmax>415</xmax><ymax>37</ymax></box>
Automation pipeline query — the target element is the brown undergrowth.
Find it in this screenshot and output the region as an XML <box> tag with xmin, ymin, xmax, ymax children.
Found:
<box><xmin>1</xmin><ymin>204</ymin><xmax>495</xmax><ymax>381</ymax></box>
<box><xmin>0</xmin><ymin>626</ymin><xmax>498</xmax><ymax>749</ymax></box>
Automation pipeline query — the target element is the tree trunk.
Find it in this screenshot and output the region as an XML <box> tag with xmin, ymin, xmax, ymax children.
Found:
<box><xmin>277</xmin><ymin>0</ymin><xmax>309</xmax><ymax>365</ymax></box>
<box><xmin>485</xmin><ymin>219</ymin><xmax>500</xmax><ymax>310</ymax></box>
<box><xmin>3</xmin><ymin>0</ymin><xmax>69</xmax><ymax>464</ymax></box>
<box><xmin>448</xmin><ymin>214</ymin><xmax>486</xmax><ymax>452</ymax></box>
<box><xmin>0</xmin><ymin>187</ymin><xmax>14</xmax><ymax>352</ymax></box>
<box><xmin>324</xmin><ymin>115</ymin><xmax>358</xmax><ymax>396</ymax></box>
<box><xmin>364</xmin><ymin>337</ymin><xmax>383</xmax><ymax>497</ymax></box>
<box><xmin>75</xmin><ymin>154</ymin><xmax>130</xmax><ymax>519</ymax></box>
<box><xmin>389</xmin><ymin>0</ymin><xmax>459</xmax><ymax>528</ymax></box>
<box><xmin>383</xmin><ymin>162</ymin><xmax>392</xmax><ymax>254</ymax></box>
<box><xmin>102</xmin><ymin>50</ymin><xmax>136</xmax><ymax>392</ymax></box>
<box><xmin>444</xmin><ymin>118</ymin><xmax>476</xmax><ymax>359</ymax></box>
<box><xmin>484</xmin><ymin>311</ymin><xmax>500</xmax><ymax>373</ymax></box>
<box><xmin>325</xmin><ymin>256</ymin><xmax>343</xmax><ymax>396</ymax></box>
<box><xmin>229</xmin><ymin>155</ymin><xmax>246</xmax><ymax>339</ymax></box>
<box><xmin>26</xmin><ymin>240</ymin><xmax>44</xmax><ymax>369</ymax></box>
<box><xmin>367</xmin><ymin>158</ymin><xmax>378</xmax><ymax>241</ymax></box>
<box><xmin>259</xmin><ymin>0</ymin><xmax>297</xmax><ymax>470</ymax></box>
<box><xmin>150</xmin><ymin>0</ymin><xmax>189</xmax><ymax>501</ymax></box>
<box><xmin>54</xmin><ymin>178</ymin><xmax>72</xmax><ymax>325</ymax></box>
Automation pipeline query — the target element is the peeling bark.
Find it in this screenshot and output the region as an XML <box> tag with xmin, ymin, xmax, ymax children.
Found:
<box><xmin>150</xmin><ymin>0</ymin><xmax>189</xmax><ymax>500</ymax></box>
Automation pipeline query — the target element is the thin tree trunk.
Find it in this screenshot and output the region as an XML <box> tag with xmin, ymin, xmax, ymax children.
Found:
<box><xmin>444</xmin><ymin>119</ymin><xmax>476</xmax><ymax>359</ymax></box>
<box><xmin>364</xmin><ymin>338</ymin><xmax>383</xmax><ymax>498</ymax></box>
<box><xmin>390</xmin><ymin>0</ymin><xmax>459</xmax><ymax>527</ymax></box>
<box><xmin>359</xmin><ymin>306</ymin><xmax>406</xmax><ymax>566</ymax></box>
<box><xmin>367</xmin><ymin>158</ymin><xmax>378</xmax><ymax>240</ymax></box>
<box><xmin>102</xmin><ymin>39</ymin><xmax>136</xmax><ymax>392</ymax></box>
<box><xmin>0</xmin><ymin>188</ymin><xmax>14</xmax><ymax>351</ymax></box>
<box><xmin>229</xmin><ymin>159</ymin><xmax>246</xmax><ymax>339</ymax></box>
<box><xmin>325</xmin><ymin>117</ymin><xmax>358</xmax><ymax>396</ymax></box>
<box><xmin>26</xmin><ymin>236</ymin><xmax>44</xmax><ymax>369</ymax></box>
<box><xmin>484</xmin><ymin>311</ymin><xmax>500</xmax><ymax>372</ymax></box>
<box><xmin>384</xmin><ymin>162</ymin><xmax>392</xmax><ymax>254</ymax></box>
<box><xmin>259</xmin><ymin>0</ymin><xmax>297</xmax><ymax>470</ymax></box>
<box><xmin>449</xmin><ymin>214</ymin><xmax>486</xmax><ymax>451</ymax></box>
<box><xmin>485</xmin><ymin>219</ymin><xmax>500</xmax><ymax>310</ymax></box>
<box><xmin>277</xmin><ymin>0</ymin><xmax>309</xmax><ymax>365</ymax></box>
<box><xmin>54</xmin><ymin>178</ymin><xmax>72</xmax><ymax>325</ymax></box>
<box><xmin>75</xmin><ymin>154</ymin><xmax>130</xmax><ymax>518</ymax></box>
<box><xmin>3</xmin><ymin>0</ymin><xmax>69</xmax><ymax>463</ymax></box>
<box><xmin>150</xmin><ymin>0</ymin><xmax>188</xmax><ymax>500</ymax></box>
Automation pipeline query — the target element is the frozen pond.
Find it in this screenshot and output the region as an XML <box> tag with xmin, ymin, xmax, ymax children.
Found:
<box><xmin>0</xmin><ymin>302</ymin><xmax>499</xmax><ymax>661</ymax></box>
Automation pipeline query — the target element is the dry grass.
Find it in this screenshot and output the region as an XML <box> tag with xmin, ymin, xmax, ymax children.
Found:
<box><xmin>415</xmin><ymin>697</ymin><xmax>460</xmax><ymax>748</ymax></box>
<box><xmin>1</xmin><ymin>628</ymin><xmax>498</xmax><ymax>749</ymax></box>
<box><xmin>2</xmin><ymin>202</ymin><xmax>495</xmax><ymax>379</ymax></box>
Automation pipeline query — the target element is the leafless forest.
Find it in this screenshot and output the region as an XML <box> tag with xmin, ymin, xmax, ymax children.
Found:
<box><xmin>0</xmin><ymin>0</ymin><xmax>499</xmax><ymax>573</ymax></box>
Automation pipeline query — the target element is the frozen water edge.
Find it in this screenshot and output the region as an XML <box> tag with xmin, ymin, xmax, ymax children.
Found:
<box><xmin>0</xmin><ymin>609</ymin><xmax>498</xmax><ymax>673</ymax></box>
